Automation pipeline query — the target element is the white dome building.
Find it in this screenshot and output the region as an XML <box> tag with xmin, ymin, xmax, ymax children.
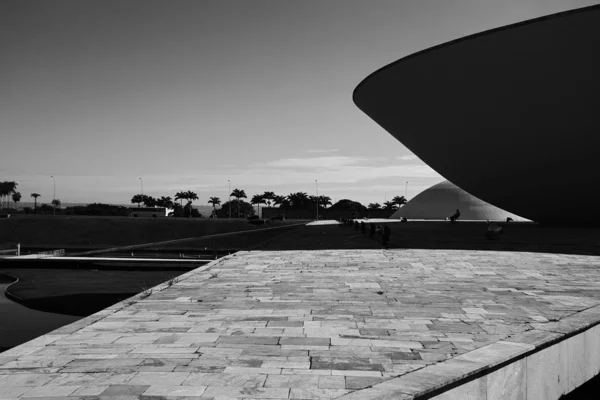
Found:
<box><xmin>391</xmin><ymin>180</ymin><xmax>528</xmax><ymax>221</ymax></box>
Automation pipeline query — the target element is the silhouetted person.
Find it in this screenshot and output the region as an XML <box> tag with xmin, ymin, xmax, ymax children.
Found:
<box><xmin>485</xmin><ymin>222</ymin><xmax>503</xmax><ymax>239</ymax></box>
<box><xmin>369</xmin><ymin>223</ymin><xmax>375</xmax><ymax>239</ymax></box>
<box><xmin>360</xmin><ymin>221</ymin><xmax>366</xmax><ymax>235</ymax></box>
<box><xmin>354</xmin><ymin>220</ymin><xmax>359</xmax><ymax>230</ymax></box>
<box><xmin>382</xmin><ymin>225</ymin><xmax>391</xmax><ymax>248</ymax></box>
<box><xmin>449</xmin><ymin>209</ymin><xmax>460</xmax><ymax>222</ymax></box>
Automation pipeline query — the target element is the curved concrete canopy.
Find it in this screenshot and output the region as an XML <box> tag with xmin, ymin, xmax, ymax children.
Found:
<box><xmin>354</xmin><ymin>5</ymin><xmax>600</xmax><ymax>225</ymax></box>
<box><xmin>390</xmin><ymin>180</ymin><xmax>528</xmax><ymax>221</ymax></box>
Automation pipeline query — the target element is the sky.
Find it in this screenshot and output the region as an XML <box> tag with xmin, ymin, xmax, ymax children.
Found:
<box><xmin>2</xmin><ymin>0</ymin><xmax>598</xmax><ymax>207</ymax></box>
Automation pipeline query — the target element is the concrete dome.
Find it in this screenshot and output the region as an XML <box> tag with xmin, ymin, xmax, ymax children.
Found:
<box><xmin>391</xmin><ymin>181</ymin><xmax>528</xmax><ymax>221</ymax></box>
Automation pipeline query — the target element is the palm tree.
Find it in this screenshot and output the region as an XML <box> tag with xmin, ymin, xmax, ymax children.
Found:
<box><xmin>208</xmin><ymin>197</ymin><xmax>221</xmax><ymax>217</ymax></box>
<box><xmin>131</xmin><ymin>194</ymin><xmax>144</xmax><ymax>207</ymax></box>
<box><xmin>12</xmin><ymin>192</ymin><xmax>21</xmax><ymax>209</ymax></box>
<box><xmin>184</xmin><ymin>191</ymin><xmax>199</xmax><ymax>217</ymax></box>
<box><xmin>174</xmin><ymin>191</ymin><xmax>186</xmax><ymax>209</ymax></box>
<box><xmin>272</xmin><ymin>195</ymin><xmax>288</xmax><ymax>207</ymax></box>
<box><xmin>142</xmin><ymin>195</ymin><xmax>157</xmax><ymax>207</ymax></box>
<box><xmin>262</xmin><ymin>191</ymin><xmax>275</xmax><ymax>207</ymax></box>
<box><xmin>0</xmin><ymin>182</ymin><xmax>7</xmax><ymax>210</ymax></box>
<box><xmin>392</xmin><ymin>195</ymin><xmax>407</xmax><ymax>206</ymax></box>
<box><xmin>287</xmin><ymin>192</ymin><xmax>309</xmax><ymax>208</ymax></box>
<box><xmin>8</xmin><ymin>181</ymin><xmax>17</xmax><ymax>208</ymax></box>
<box><xmin>251</xmin><ymin>194</ymin><xmax>266</xmax><ymax>216</ymax></box>
<box><xmin>319</xmin><ymin>195</ymin><xmax>332</xmax><ymax>209</ymax></box>
<box><xmin>368</xmin><ymin>202</ymin><xmax>382</xmax><ymax>210</ymax></box>
<box><xmin>0</xmin><ymin>181</ymin><xmax>17</xmax><ymax>209</ymax></box>
<box><xmin>156</xmin><ymin>196</ymin><xmax>174</xmax><ymax>208</ymax></box>
<box><xmin>51</xmin><ymin>199</ymin><xmax>62</xmax><ymax>209</ymax></box>
<box><xmin>230</xmin><ymin>189</ymin><xmax>247</xmax><ymax>218</ymax></box>
<box><xmin>30</xmin><ymin>193</ymin><xmax>41</xmax><ymax>212</ymax></box>
<box><xmin>383</xmin><ymin>201</ymin><xmax>398</xmax><ymax>216</ymax></box>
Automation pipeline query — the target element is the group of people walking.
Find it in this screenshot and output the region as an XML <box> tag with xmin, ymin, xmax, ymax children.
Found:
<box><xmin>340</xmin><ymin>218</ymin><xmax>391</xmax><ymax>248</ymax></box>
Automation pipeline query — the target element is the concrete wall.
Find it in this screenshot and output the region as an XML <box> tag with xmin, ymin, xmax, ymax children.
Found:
<box><xmin>429</xmin><ymin>323</ymin><xmax>600</xmax><ymax>400</ymax></box>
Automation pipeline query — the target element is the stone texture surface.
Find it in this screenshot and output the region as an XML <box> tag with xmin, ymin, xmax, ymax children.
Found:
<box><xmin>486</xmin><ymin>359</ymin><xmax>526</xmax><ymax>400</ymax></box>
<box><xmin>584</xmin><ymin>323</ymin><xmax>600</xmax><ymax>380</ymax></box>
<box><xmin>1</xmin><ymin>249</ymin><xmax>600</xmax><ymax>399</ymax></box>
<box><xmin>526</xmin><ymin>342</ymin><xmax>568</xmax><ymax>400</ymax></box>
<box><xmin>566</xmin><ymin>333</ymin><xmax>587</xmax><ymax>392</ymax></box>
<box><xmin>430</xmin><ymin>376</ymin><xmax>487</xmax><ymax>400</ymax></box>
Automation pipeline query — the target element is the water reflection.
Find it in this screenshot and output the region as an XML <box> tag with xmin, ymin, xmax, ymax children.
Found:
<box><xmin>0</xmin><ymin>283</ymin><xmax>80</xmax><ymax>352</ymax></box>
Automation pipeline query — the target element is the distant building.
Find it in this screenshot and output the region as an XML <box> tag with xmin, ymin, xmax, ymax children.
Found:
<box><xmin>390</xmin><ymin>181</ymin><xmax>528</xmax><ymax>221</ymax></box>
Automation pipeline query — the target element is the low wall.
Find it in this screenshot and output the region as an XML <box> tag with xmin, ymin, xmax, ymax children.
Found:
<box><xmin>340</xmin><ymin>305</ymin><xmax>600</xmax><ymax>400</ymax></box>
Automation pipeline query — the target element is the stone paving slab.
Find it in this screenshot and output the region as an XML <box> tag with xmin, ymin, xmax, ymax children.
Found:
<box><xmin>1</xmin><ymin>249</ymin><xmax>600</xmax><ymax>399</ymax></box>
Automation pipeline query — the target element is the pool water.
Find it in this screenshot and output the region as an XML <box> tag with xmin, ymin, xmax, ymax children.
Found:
<box><xmin>0</xmin><ymin>283</ymin><xmax>80</xmax><ymax>352</ymax></box>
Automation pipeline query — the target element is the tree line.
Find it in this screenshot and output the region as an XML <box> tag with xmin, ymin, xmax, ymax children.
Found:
<box><xmin>128</xmin><ymin>189</ymin><xmax>409</xmax><ymax>218</ymax></box>
<box><xmin>0</xmin><ymin>180</ymin><xmax>62</xmax><ymax>212</ymax></box>
<box><xmin>204</xmin><ymin>190</ymin><xmax>407</xmax><ymax>218</ymax></box>
<box><xmin>206</xmin><ymin>189</ymin><xmax>335</xmax><ymax>218</ymax></box>
<box><xmin>367</xmin><ymin>196</ymin><xmax>408</xmax><ymax>212</ymax></box>
<box><xmin>130</xmin><ymin>191</ymin><xmax>200</xmax><ymax>217</ymax></box>
<box><xmin>1</xmin><ymin>179</ymin><xmax>408</xmax><ymax>218</ymax></box>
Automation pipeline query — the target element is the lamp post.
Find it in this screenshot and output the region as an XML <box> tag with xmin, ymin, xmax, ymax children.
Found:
<box><xmin>138</xmin><ymin>177</ymin><xmax>143</xmax><ymax>195</ymax></box>
<box><xmin>50</xmin><ymin>175</ymin><xmax>56</xmax><ymax>216</ymax></box>
<box><xmin>228</xmin><ymin>180</ymin><xmax>231</xmax><ymax>219</ymax></box>
<box><xmin>405</xmin><ymin>181</ymin><xmax>408</xmax><ymax>198</ymax></box>
<box><xmin>315</xmin><ymin>180</ymin><xmax>319</xmax><ymax>221</ymax></box>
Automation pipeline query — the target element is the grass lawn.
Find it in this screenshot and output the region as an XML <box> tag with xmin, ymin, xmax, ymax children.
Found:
<box><xmin>0</xmin><ymin>215</ymin><xmax>305</xmax><ymax>249</ymax></box>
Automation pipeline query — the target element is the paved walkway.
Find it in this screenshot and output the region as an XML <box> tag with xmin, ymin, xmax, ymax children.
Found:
<box><xmin>306</xmin><ymin>221</ymin><xmax>341</xmax><ymax>226</ymax></box>
<box><xmin>1</xmin><ymin>249</ymin><xmax>600</xmax><ymax>399</ymax></box>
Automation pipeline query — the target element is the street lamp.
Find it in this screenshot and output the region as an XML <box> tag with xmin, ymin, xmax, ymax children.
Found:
<box><xmin>138</xmin><ymin>177</ymin><xmax>143</xmax><ymax>195</ymax></box>
<box><xmin>50</xmin><ymin>175</ymin><xmax>56</xmax><ymax>216</ymax></box>
<box><xmin>228</xmin><ymin>180</ymin><xmax>231</xmax><ymax>219</ymax></box>
<box><xmin>405</xmin><ymin>181</ymin><xmax>408</xmax><ymax>198</ymax></box>
<box><xmin>315</xmin><ymin>180</ymin><xmax>319</xmax><ymax>221</ymax></box>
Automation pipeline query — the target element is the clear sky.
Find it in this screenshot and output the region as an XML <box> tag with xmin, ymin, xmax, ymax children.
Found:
<box><xmin>2</xmin><ymin>0</ymin><xmax>597</xmax><ymax>207</ymax></box>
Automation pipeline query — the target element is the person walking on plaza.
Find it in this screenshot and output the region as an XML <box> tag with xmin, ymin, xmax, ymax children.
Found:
<box><xmin>382</xmin><ymin>225</ymin><xmax>391</xmax><ymax>248</ymax></box>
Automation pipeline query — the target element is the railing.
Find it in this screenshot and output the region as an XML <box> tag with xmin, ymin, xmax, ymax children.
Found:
<box><xmin>0</xmin><ymin>243</ymin><xmax>20</xmax><ymax>256</ymax></box>
<box><xmin>0</xmin><ymin>249</ymin><xmax>17</xmax><ymax>255</ymax></box>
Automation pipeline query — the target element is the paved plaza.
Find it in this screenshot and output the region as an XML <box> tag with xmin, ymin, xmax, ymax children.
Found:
<box><xmin>1</xmin><ymin>248</ymin><xmax>600</xmax><ymax>399</ymax></box>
